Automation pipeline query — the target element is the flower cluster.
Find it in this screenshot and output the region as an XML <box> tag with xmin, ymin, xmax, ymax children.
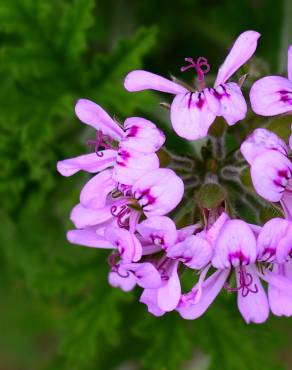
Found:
<box><xmin>57</xmin><ymin>30</ymin><xmax>292</xmax><ymax>324</ymax></box>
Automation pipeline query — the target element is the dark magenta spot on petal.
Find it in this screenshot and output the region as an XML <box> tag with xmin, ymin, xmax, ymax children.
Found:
<box><xmin>278</xmin><ymin>90</ymin><xmax>292</xmax><ymax>104</ymax></box>
<box><xmin>228</xmin><ymin>250</ymin><xmax>250</xmax><ymax>266</ymax></box>
<box><xmin>118</xmin><ymin>149</ymin><xmax>131</xmax><ymax>162</ymax></box>
<box><xmin>136</xmin><ymin>188</ymin><xmax>156</xmax><ymax>207</ymax></box>
<box><xmin>196</xmin><ymin>93</ymin><xmax>204</xmax><ymax>109</ymax></box>
<box><xmin>278</xmin><ymin>169</ymin><xmax>291</xmax><ymax>180</ymax></box>
<box><xmin>126</xmin><ymin>125</ymin><xmax>139</xmax><ymax>138</ymax></box>
<box><xmin>213</xmin><ymin>84</ymin><xmax>230</xmax><ymax>101</ymax></box>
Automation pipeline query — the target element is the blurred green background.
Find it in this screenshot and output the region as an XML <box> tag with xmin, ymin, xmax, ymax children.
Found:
<box><xmin>1</xmin><ymin>0</ymin><xmax>292</xmax><ymax>369</ymax></box>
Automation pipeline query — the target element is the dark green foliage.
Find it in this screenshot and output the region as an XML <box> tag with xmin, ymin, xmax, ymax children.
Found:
<box><xmin>0</xmin><ymin>0</ymin><xmax>291</xmax><ymax>369</ymax></box>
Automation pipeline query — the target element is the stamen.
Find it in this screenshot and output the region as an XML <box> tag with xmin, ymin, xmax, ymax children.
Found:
<box><xmin>107</xmin><ymin>253</ymin><xmax>130</xmax><ymax>278</ymax></box>
<box><xmin>86</xmin><ymin>130</ymin><xmax>115</xmax><ymax>156</ymax></box>
<box><xmin>110</xmin><ymin>204</ymin><xmax>131</xmax><ymax>228</ymax></box>
<box><xmin>180</xmin><ymin>57</ymin><xmax>210</xmax><ymax>90</ymax></box>
<box><xmin>224</xmin><ymin>267</ymin><xmax>258</xmax><ymax>297</ymax></box>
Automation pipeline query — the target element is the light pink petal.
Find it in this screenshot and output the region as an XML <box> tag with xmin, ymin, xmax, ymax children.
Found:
<box><xmin>122</xmin><ymin>117</ymin><xmax>165</xmax><ymax>153</ymax></box>
<box><xmin>236</xmin><ymin>265</ymin><xmax>269</xmax><ymax>324</ymax></box>
<box><xmin>177</xmin><ymin>269</ymin><xmax>229</xmax><ymax>320</ymax></box>
<box><xmin>75</xmin><ymin>99</ymin><xmax>123</xmax><ymax>140</ymax></box>
<box><xmin>113</xmin><ymin>149</ymin><xmax>159</xmax><ymax>186</ymax></box>
<box><xmin>57</xmin><ymin>150</ymin><xmax>117</xmax><ymax>177</ymax></box>
<box><xmin>215</xmin><ymin>82</ymin><xmax>247</xmax><ymax>125</ymax></box>
<box><xmin>289</xmin><ymin>123</ymin><xmax>292</xmax><ymax>150</ymax></box>
<box><xmin>124</xmin><ymin>70</ymin><xmax>188</xmax><ymax>94</ymax></box>
<box><xmin>141</xmin><ymin>244</ymin><xmax>161</xmax><ymax>255</ymax></box>
<box><xmin>70</xmin><ymin>203</ymin><xmax>113</xmax><ymax>228</ymax></box>
<box><xmin>204</xmin><ymin>88</ymin><xmax>221</xmax><ymax>115</ymax></box>
<box><xmin>170</xmin><ymin>92</ymin><xmax>216</xmax><ymax>140</ymax></box>
<box><xmin>137</xmin><ymin>216</ymin><xmax>177</xmax><ymax>249</ymax></box>
<box><xmin>288</xmin><ymin>45</ymin><xmax>292</xmax><ymax>81</ymax></box>
<box><xmin>105</xmin><ymin>227</ymin><xmax>142</xmax><ymax>262</ymax></box>
<box><xmin>123</xmin><ymin>262</ymin><xmax>162</xmax><ymax>289</ymax></box>
<box><xmin>206</xmin><ymin>212</ymin><xmax>229</xmax><ymax>246</ymax></box>
<box><xmin>167</xmin><ymin>235</ymin><xmax>212</xmax><ymax>269</ymax></box>
<box><xmin>108</xmin><ymin>271</ymin><xmax>136</xmax><ymax>292</ymax></box>
<box><xmin>241</xmin><ymin>128</ymin><xmax>288</xmax><ymax>165</ymax></box>
<box><xmin>257</xmin><ymin>218</ymin><xmax>290</xmax><ymax>262</ymax></box>
<box><xmin>215</xmin><ymin>30</ymin><xmax>261</xmax><ymax>85</ymax></box>
<box><xmin>212</xmin><ymin>220</ymin><xmax>257</xmax><ymax>269</ymax></box>
<box><xmin>259</xmin><ymin>268</ymin><xmax>292</xmax><ymax>296</ymax></box>
<box><xmin>268</xmin><ymin>262</ymin><xmax>292</xmax><ymax>316</ymax></box>
<box><xmin>250</xmin><ymin>76</ymin><xmax>292</xmax><ymax>116</ymax></box>
<box><xmin>176</xmin><ymin>224</ymin><xmax>199</xmax><ymax>242</ymax></box>
<box><xmin>80</xmin><ymin>169</ymin><xmax>116</xmax><ymax>208</ymax></box>
<box><xmin>67</xmin><ymin>229</ymin><xmax>113</xmax><ymax>248</ymax></box>
<box><xmin>132</xmin><ymin>168</ymin><xmax>184</xmax><ymax>217</ymax></box>
<box><xmin>275</xmin><ymin>224</ymin><xmax>292</xmax><ymax>263</ymax></box>
<box><xmin>281</xmin><ymin>187</ymin><xmax>292</xmax><ymax>220</ymax></box>
<box><xmin>140</xmin><ymin>289</ymin><xmax>165</xmax><ymax>316</ymax></box>
<box><xmin>250</xmin><ymin>149</ymin><xmax>292</xmax><ymax>202</ymax></box>
<box><xmin>157</xmin><ymin>261</ymin><xmax>181</xmax><ymax>311</ymax></box>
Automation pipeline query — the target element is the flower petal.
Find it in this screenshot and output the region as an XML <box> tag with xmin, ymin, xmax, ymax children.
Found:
<box><xmin>236</xmin><ymin>265</ymin><xmax>269</xmax><ymax>324</ymax></box>
<box><xmin>170</xmin><ymin>92</ymin><xmax>216</xmax><ymax>140</ymax></box>
<box><xmin>281</xmin><ymin>189</ymin><xmax>292</xmax><ymax>220</ymax></box>
<box><xmin>157</xmin><ymin>261</ymin><xmax>181</xmax><ymax>311</ymax></box>
<box><xmin>75</xmin><ymin>99</ymin><xmax>124</xmax><ymax>140</ymax></box>
<box><xmin>212</xmin><ymin>220</ymin><xmax>257</xmax><ymax>269</ymax></box>
<box><xmin>257</xmin><ymin>218</ymin><xmax>290</xmax><ymax>262</ymax></box>
<box><xmin>132</xmin><ymin>168</ymin><xmax>184</xmax><ymax>217</ymax></box>
<box><xmin>124</xmin><ymin>70</ymin><xmax>188</xmax><ymax>94</ymax></box>
<box><xmin>206</xmin><ymin>212</ymin><xmax>229</xmax><ymax>246</ymax></box>
<box><xmin>176</xmin><ymin>224</ymin><xmax>200</xmax><ymax>242</ymax></box>
<box><xmin>250</xmin><ymin>76</ymin><xmax>292</xmax><ymax>116</ymax></box>
<box><xmin>140</xmin><ymin>289</ymin><xmax>165</xmax><ymax>316</ymax></box>
<box><xmin>288</xmin><ymin>45</ymin><xmax>292</xmax><ymax>81</ymax></box>
<box><xmin>177</xmin><ymin>269</ymin><xmax>229</xmax><ymax>320</ymax></box>
<box><xmin>105</xmin><ymin>227</ymin><xmax>142</xmax><ymax>262</ymax></box>
<box><xmin>70</xmin><ymin>203</ymin><xmax>113</xmax><ymax>228</ymax></box>
<box><xmin>113</xmin><ymin>149</ymin><xmax>159</xmax><ymax>186</ymax></box>
<box><xmin>121</xmin><ymin>117</ymin><xmax>165</xmax><ymax>153</ymax></box>
<box><xmin>137</xmin><ymin>216</ymin><xmax>177</xmax><ymax>249</ymax></box>
<box><xmin>167</xmin><ymin>235</ymin><xmax>212</xmax><ymax>269</ymax></box>
<box><xmin>215</xmin><ymin>83</ymin><xmax>247</xmax><ymax>125</ymax></box>
<box><xmin>275</xmin><ymin>224</ymin><xmax>292</xmax><ymax>263</ymax></box>
<box><xmin>122</xmin><ymin>262</ymin><xmax>162</xmax><ymax>289</ymax></box>
<box><xmin>80</xmin><ymin>169</ymin><xmax>116</xmax><ymax>208</ymax></box>
<box><xmin>57</xmin><ymin>150</ymin><xmax>117</xmax><ymax>177</ymax></box>
<box><xmin>215</xmin><ymin>30</ymin><xmax>261</xmax><ymax>85</ymax></box>
<box><xmin>67</xmin><ymin>229</ymin><xmax>113</xmax><ymax>248</ymax></box>
<box><xmin>241</xmin><ymin>128</ymin><xmax>288</xmax><ymax>165</ymax></box>
<box><xmin>268</xmin><ymin>262</ymin><xmax>292</xmax><ymax>317</ymax></box>
<box><xmin>250</xmin><ymin>149</ymin><xmax>292</xmax><ymax>202</ymax></box>
<box><xmin>108</xmin><ymin>271</ymin><xmax>136</xmax><ymax>292</ymax></box>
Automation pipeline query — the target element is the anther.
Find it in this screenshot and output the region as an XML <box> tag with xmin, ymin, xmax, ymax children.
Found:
<box><xmin>86</xmin><ymin>130</ymin><xmax>115</xmax><ymax>156</ymax></box>
<box><xmin>180</xmin><ymin>56</ymin><xmax>210</xmax><ymax>90</ymax></box>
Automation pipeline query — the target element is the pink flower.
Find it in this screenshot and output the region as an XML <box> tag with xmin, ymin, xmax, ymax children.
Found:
<box><xmin>67</xmin><ymin>168</ymin><xmax>184</xmax><ymax>248</ymax></box>
<box><xmin>177</xmin><ymin>215</ymin><xmax>270</xmax><ymax>324</ymax></box>
<box><xmin>241</xmin><ymin>128</ymin><xmax>292</xmax><ymax>219</ymax></box>
<box><xmin>250</xmin><ymin>45</ymin><xmax>292</xmax><ymax>116</ymax></box>
<box><xmin>124</xmin><ymin>31</ymin><xmax>260</xmax><ymax>140</ymax></box>
<box><xmin>57</xmin><ymin>99</ymin><xmax>165</xmax><ymax>185</ymax></box>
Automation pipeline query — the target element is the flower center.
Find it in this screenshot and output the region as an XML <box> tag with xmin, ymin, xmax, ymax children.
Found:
<box><xmin>181</xmin><ymin>57</ymin><xmax>210</xmax><ymax>90</ymax></box>
<box><xmin>87</xmin><ymin>130</ymin><xmax>115</xmax><ymax>156</ymax></box>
